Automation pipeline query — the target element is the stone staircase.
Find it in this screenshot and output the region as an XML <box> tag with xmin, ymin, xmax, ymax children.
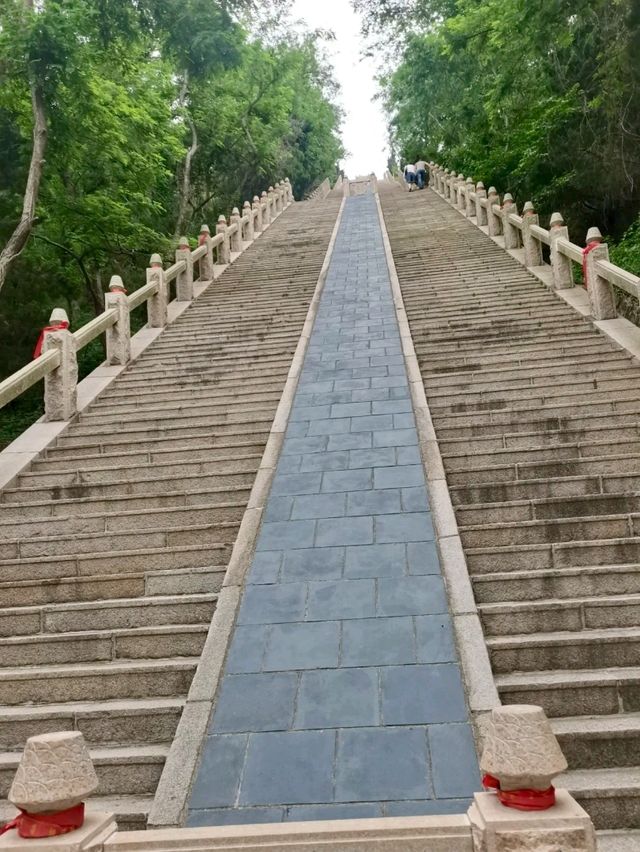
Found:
<box><xmin>379</xmin><ymin>182</ymin><xmax>640</xmax><ymax>831</ymax></box>
<box><xmin>0</xmin><ymin>196</ymin><xmax>341</xmax><ymax>829</ymax></box>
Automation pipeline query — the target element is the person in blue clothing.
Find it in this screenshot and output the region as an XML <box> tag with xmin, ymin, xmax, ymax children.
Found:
<box><xmin>403</xmin><ymin>162</ymin><xmax>417</xmax><ymax>191</ymax></box>
<box><xmin>415</xmin><ymin>159</ymin><xmax>428</xmax><ymax>189</ymax></box>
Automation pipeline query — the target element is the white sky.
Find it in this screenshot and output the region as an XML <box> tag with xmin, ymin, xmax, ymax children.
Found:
<box><xmin>289</xmin><ymin>0</ymin><xmax>389</xmax><ymax>178</ymax></box>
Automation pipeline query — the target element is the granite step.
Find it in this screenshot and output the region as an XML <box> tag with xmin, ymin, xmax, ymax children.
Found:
<box><xmin>553</xmin><ymin>714</ymin><xmax>640</xmax><ymax>770</ymax></box>
<box><xmin>472</xmin><ymin>565</ymin><xmax>640</xmax><ymax>604</ymax></box>
<box><xmin>559</xmin><ymin>767</ymin><xmax>640</xmax><ymax>830</ymax></box>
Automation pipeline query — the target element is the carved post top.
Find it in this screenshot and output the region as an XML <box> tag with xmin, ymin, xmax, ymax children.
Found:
<box><xmin>586</xmin><ymin>226</ymin><xmax>603</xmax><ymax>245</ymax></box>
<box><xmin>216</xmin><ymin>214</ymin><xmax>227</xmax><ymax>232</ymax></box>
<box><xmin>176</xmin><ymin>236</ymin><xmax>190</xmax><ymax>251</ymax></box>
<box><xmin>549</xmin><ymin>212</ymin><xmax>565</xmax><ymax>229</ymax></box>
<box><xmin>108</xmin><ymin>275</ymin><xmax>127</xmax><ymax>294</ymax></box>
<box><xmin>149</xmin><ymin>253</ymin><xmax>163</xmax><ymax>267</ymax></box>
<box><xmin>522</xmin><ymin>201</ymin><xmax>536</xmax><ymax>216</ymax></box>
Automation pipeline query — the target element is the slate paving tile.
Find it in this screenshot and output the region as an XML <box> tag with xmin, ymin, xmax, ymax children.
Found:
<box><xmin>188</xmin><ymin>808</ymin><xmax>284</xmax><ymax>827</ymax></box>
<box><xmin>321</xmin><ymin>468</ymin><xmax>373</xmax><ymax>493</ymax></box>
<box><xmin>335</xmin><ymin>727</ymin><xmax>430</xmax><ymax>802</ymax></box>
<box><xmin>407</xmin><ymin>541</ymin><xmax>441</xmax><ymax>575</ymax></box>
<box><xmin>239</xmin><ymin>731</ymin><xmax>335</xmax><ymax>806</ymax></box>
<box><xmin>331</xmin><ymin>401</ymin><xmax>372</xmax><ymax>418</ymax></box>
<box><xmin>238</xmin><ymin>583</ymin><xmax>308</xmax><ymax>625</ymax></box>
<box><xmin>384</xmin><ymin>800</ymin><xmax>470</xmax><ymax>817</ymax></box>
<box><xmin>348</xmin><ymin>447</ymin><xmax>396</xmax><ymax>469</ymax></box>
<box><xmin>264</xmin><ymin>621</ymin><xmax>341</xmax><ymax>671</ymax></box>
<box><xmin>286</xmin><ymin>422</ymin><xmax>309</xmax><ymax>438</ymax></box>
<box><xmin>429</xmin><ymin>724</ymin><xmax>482</xmax><ymax>798</ymax></box>
<box><xmin>375</xmin><ymin>512</ymin><xmax>435</xmax><ymax>543</ymax></box>
<box><xmin>374</xmin><ymin>464</ymin><xmax>424</xmax><ymax>489</ymax></box>
<box><xmin>381</xmin><ymin>664</ymin><xmax>468</xmax><ymax>725</ymax></box>
<box><xmin>291</xmin><ymin>404</ymin><xmax>331</xmax><ymax>422</ymax></box>
<box><xmin>401</xmin><ymin>486</ymin><xmax>429</xmax><ymax>512</ymax></box>
<box><xmin>257</xmin><ymin>520</ymin><xmax>316</xmax><ymax>551</ymax></box>
<box><xmin>327</xmin><ymin>432</ymin><xmax>373</xmax><ymax>452</ymax></box>
<box><xmin>341</xmin><ymin>616</ymin><xmax>415</xmax><ymax>667</ymax></box>
<box><xmin>372</xmin><ymin>428</ymin><xmax>418</xmax><ymax>447</ymax></box>
<box><xmin>377</xmin><ymin>575</ymin><xmax>448</xmax><ymax>616</ymax></box>
<box><xmin>396</xmin><ymin>445</ymin><xmax>422</xmax><ymax>466</ymax></box>
<box><xmin>212</xmin><ymin>673</ymin><xmax>298</xmax><ymax>733</ymax></box>
<box><xmin>299</xmin><ymin>451</ymin><xmax>350</xmax><ymax>473</ymax></box>
<box><xmin>282</xmin><ymin>436</ymin><xmax>328</xmax><ymax>456</ymax></box>
<box><xmin>316</xmin><ymin>515</ymin><xmax>374</xmax><ymax>547</ymax></box>
<box><xmin>346</xmin><ymin>489</ymin><xmax>401</xmax><ymax>517</ymax></box>
<box><xmin>189</xmin><ymin>734</ymin><xmax>248</xmax><ymax>808</ymax></box>
<box><xmin>416</xmin><ymin>614</ymin><xmax>459</xmax><ymax>663</ymax></box>
<box><xmin>371</xmin><ymin>398</ymin><xmax>414</xmax><ymax>415</ymax></box>
<box><xmin>291</xmin><ymin>492</ymin><xmax>347</xmax><ymax>520</ymax></box>
<box><xmin>306</xmin><ymin>579</ymin><xmax>376</xmax><ymax>621</ymax></box>
<box><xmin>287</xmin><ymin>804</ymin><xmax>382</xmax><ymax>821</ymax></box>
<box><xmin>226</xmin><ymin>625</ymin><xmax>268</xmax><ymax>673</ymax></box>
<box><xmin>264</xmin><ymin>496</ymin><xmax>293</xmax><ymax>523</ymax></box>
<box><xmin>294</xmin><ymin>667</ymin><xmax>379</xmax><ymax>729</ymax></box>
<box><xmin>281</xmin><ymin>546</ymin><xmax>345</xmax><ymax>582</ymax></box>
<box><xmin>350</xmin><ymin>414</ymin><xmax>393</xmax><ymax>432</ymax></box>
<box><xmin>308</xmin><ymin>417</ymin><xmax>352</xmax><ymax>436</ymax></box>
<box><xmin>247</xmin><ymin>552</ymin><xmax>282</xmax><ymax>585</ymax></box>
<box><xmin>270</xmin><ymin>473</ymin><xmax>322</xmax><ymax>497</ymax></box>
<box><xmin>344</xmin><ymin>543</ymin><xmax>406</xmax><ymax>578</ymax></box>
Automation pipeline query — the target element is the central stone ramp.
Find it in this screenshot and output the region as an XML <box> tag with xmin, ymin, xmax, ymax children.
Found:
<box><xmin>0</xmin><ymin>196</ymin><xmax>341</xmax><ymax>830</ymax></box>
<box><xmin>188</xmin><ymin>192</ymin><xmax>480</xmax><ymax>826</ymax></box>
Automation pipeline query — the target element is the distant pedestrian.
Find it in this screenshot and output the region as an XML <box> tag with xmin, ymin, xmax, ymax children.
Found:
<box><xmin>415</xmin><ymin>159</ymin><xmax>428</xmax><ymax>189</ymax></box>
<box><xmin>403</xmin><ymin>163</ymin><xmax>416</xmax><ymax>191</ymax></box>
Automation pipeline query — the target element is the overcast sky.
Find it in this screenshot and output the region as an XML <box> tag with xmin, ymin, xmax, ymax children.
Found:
<box><xmin>289</xmin><ymin>0</ymin><xmax>389</xmax><ymax>178</ymax></box>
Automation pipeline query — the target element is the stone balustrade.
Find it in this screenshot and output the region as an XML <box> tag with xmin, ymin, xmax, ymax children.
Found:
<box><xmin>427</xmin><ymin>161</ymin><xmax>640</xmax><ymax>322</ymax></box>
<box><xmin>0</xmin><ymin>178</ymin><xmax>294</xmax><ymax>422</ymax></box>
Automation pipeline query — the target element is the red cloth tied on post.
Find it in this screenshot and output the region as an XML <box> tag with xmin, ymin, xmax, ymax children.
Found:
<box><xmin>0</xmin><ymin>802</ymin><xmax>85</xmax><ymax>838</ymax></box>
<box><xmin>482</xmin><ymin>774</ymin><xmax>556</xmax><ymax>811</ymax></box>
<box><xmin>582</xmin><ymin>241</ymin><xmax>600</xmax><ymax>289</ymax></box>
<box><xmin>33</xmin><ymin>321</ymin><xmax>69</xmax><ymax>359</ymax></box>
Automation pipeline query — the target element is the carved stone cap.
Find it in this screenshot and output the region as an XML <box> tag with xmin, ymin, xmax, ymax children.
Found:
<box><xmin>49</xmin><ymin>308</ymin><xmax>69</xmax><ymax>325</ymax></box>
<box><xmin>9</xmin><ymin>732</ymin><xmax>99</xmax><ymax>814</ymax></box>
<box><xmin>480</xmin><ymin>705</ymin><xmax>568</xmax><ymax>792</ymax></box>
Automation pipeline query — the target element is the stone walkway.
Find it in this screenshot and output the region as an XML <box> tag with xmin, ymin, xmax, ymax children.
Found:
<box><xmin>187</xmin><ymin>192</ymin><xmax>480</xmax><ymax>827</ymax></box>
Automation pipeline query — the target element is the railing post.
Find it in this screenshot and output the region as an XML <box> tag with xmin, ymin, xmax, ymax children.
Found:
<box><xmin>465</xmin><ymin>177</ymin><xmax>475</xmax><ymax>217</ymax></box>
<box><xmin>253</xmin><ymin>195</ymin><xmax>263</xmax><ymax>233</ymax></box>
<box><xmin>584</xmin><ymin>227</ymin><xmax>616</xmax><ymax>320</ymax></box>
<box><xmin>502</xmin><ymin>194</ymin><xmax>521</xmax><ymax>250</ymax></box>
<box><xmin>274</xmin><ymin>182</ymin><xmax>283</xmax><ymax>213</ymax></box>
<box><xmin>175</xmin><ymin>236</ymin><xmax>194</xmax><ymax>301</ymax></box>
<box><xmin>522</xmin><ymin>201</ymin><xmax>543</xmax><ymax>267</ymax></box>
<box><xmin>230</xmin><ymin>207</ymin><xmax>243</xmax><ymax>253</ymax></box>
<box><xmin>267</xmin><ymin>186</ymin><xmax>276</xmax><ymax>220</ymax></box>
<box><xmin>147</xmin><ymin>253</ymin><xmax>168</xmax><ymax>327</ymax></box>
<box><xmin>105</xmin><ymin>275</ymin><xmax>131</xmax><ymax>365</ymax></box>
<box><xmin>43</xmin><ymin>308</ymin><xmax>77</xmax><ymax>421</ymax></box>
<box><xmin>262</xmin><ymin>191</ymin><xmax>270</xmax><ymax>226</ymax></box>
<box><xmin>285</xmin><ymin>177</ymin><xmax>293</xmax><ymax>203</ymax></box>
<box><xmin>198</xmin><ymin>224</ymin><xmax>215</xmax><ymax>281</ymax></box>
<box><xmin>457</xmin><ymin>174</ymin><xmax>466</xmax><ymax>212</ymax></box>
<box><xmin>475</xmin><ymin>182</ymin><xmax>487</xmax><ymax>226</ymax></box>
<box><xmin>242</xmin><ymin>201</ymin><xmax>254</xmax><ymax>241</ymax></box>
<box><xmin>216</xmin><ymin>215</ymin><xmax>230</xmax><ymax>264</ymax></box>
<box><xmin>549</xmin><ymin>213</ymin><xmax>573</xmax><ymax>290</ymax></box>
<box><xmin>487</xmin><ymin>187</ymin><xmax>502</xmax><ymax>236</ymax></box>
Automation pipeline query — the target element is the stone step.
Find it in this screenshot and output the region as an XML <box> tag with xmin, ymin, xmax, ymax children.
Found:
<box><xmin>440</xmin><ymin>424</ymin><xmax>640</xmax><ymax>456</ymax></box>
<box><xmin>0</xmin><ymin>486</ymin><xmax>251</xmax><ymax>520</ymax></box>
<box><xmin>487</xmin><ymin>624</ymin><xmax>640</xmax><ymax>672</ymax></box>
<box><xmin>0</xmin><ymin>697</ymin><xmax>184</xmax><ymax>749</ymax></box>
<box><xmin>87</xmin><ymin>388</ymin><xmax>281</xmax><ymax>416</ymax></box>
<box><xmin>1</xmin><ymin>470</ymin><xmax>256</xmax><ymax>502</ymax></box>
<box><xmin>496</xmin><ymin>665</ymin><xmax>640</xmax><ymax>718</ymax></box>
<box><xmin>36</xmin><ymin>444</ymin><xmax>264</xmax><ymax>471</ymax></box>
<box><xmin>456</xmin><ymin>493</ymin><xmax>640</xmax><ymax>526</ymax></box>
<box><xmin>44</xmin><ymin>416</ymin><xmax>275</xmax><ymax>444</ymax></box>
<box><xmin>467</xmin><ymin>538</ymin><xmax>640</xmax><ymax>574</ymax></box>
<box><xmin>472</xmin><ymin>565</ymin><xmax>640</xmax><ymax>604</ymax></box>
<box><xmin>4</xmin><ymin>521</ymin><xmax>238</xmax><ymax>560</ymax></box>
<box><xmin>559</xmin><ymin>767</ymin><xmax>640</xmax><ymax>830</ymax></box>
<box><xmin>431</xmin><ymin>389</ymin><xmax>640</xmax><ymax>419</ymax></box>
<box><xmin>460</xmin><ymin>514</ymin><xmax>633</xmax><ymax>548</ymax></box>
<box><xmin>598</xmin><ymin>829</ymin><xmax>640</xmax><ymax>851</ymax></box>
<box><xmin>0</xmin><ymin>744</ymin><xmax>169</xmax><ymax>798</ymax></box>
<box><xmin>54</xmin><ymin>423</ymin><xmax>269</xmax><ymax>449</ymax></box>
<box><xmin>553</xmin><ymin>714</ymin><xmax>640</xmax><ymax>771</ymax></box>
<box><xmin>0</xmin><ymin>502</ymin><xmax>245</xmax><ymax>540</ymax></box>
<box><xmin>0</xmin><ymin>565</ymin><xmax>224</xmax><ymax>608</ymax></box>
<box><xmin>0</xmin><ymin>657</ymin><xmax>198</xmax><ymax>705</ymax></box>
<box><xmin>0</xmin><ymin>542</ymin><xmax>228</xmax><ymax>584</ymax></box>
<box><xmin>0</xmin><ymin>592</ymin><xmax>216</xmax><ymax>636</ymax></box>
<box><xmin>0</xmin><ymin>623</ymin><xmax>209</xmax><ymax>666</ymax></box>
<box><xmin>45</xmin><ymin>433</ymin><xmax>267</xmax><ymax>459</ymax></box>
<box><xmin>435</xmin><ymin>408</ymin><xmax>640</xmax><ymax>440</ymax></box>
<box><xmin>75</xmin><ymin>404</ymin><xmax>277</xmax><ymax>432</ymax></box>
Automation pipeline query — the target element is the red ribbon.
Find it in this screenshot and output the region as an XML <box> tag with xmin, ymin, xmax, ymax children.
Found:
<box><xmin>0</xmin><ymin>802</ymin><xmax>85</xmax><ymax>838</ymax></box>
<box><xmin>482</xmin><ymin>774</ymin><xmax>556</xmax><ymax>811</ymax></box>
<box><xmin>33</xmin><ymin>321</ymin><xmax>70</xmax><ymax>359</ymax></box>
<box><xmin>582</xmin><ymin>241</ymin><xmax>600</xmax><ymax>289</ymax></box>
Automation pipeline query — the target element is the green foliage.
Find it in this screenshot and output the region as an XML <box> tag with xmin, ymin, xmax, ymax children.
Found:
<box><xmin>0</xmin><ymin>0</ymin><xmax>343</xmax><ymax>407</ymax></box>
<box><xmin>366</xmin><ymin>0</ymin><xmax>640</xmax><ymax>240</ymax></box>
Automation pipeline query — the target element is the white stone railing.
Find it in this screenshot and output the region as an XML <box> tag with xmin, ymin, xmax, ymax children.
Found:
<box><xmin>306</xmin><ymin>177</ymin><xmax>332</xmax><ymax>201</ymax></box>
<box><xmin>426</xmin><ymin>163</ymin><xmax>640</xmax><ymax>322</ymax></box>
<box><xmin>0</xmin><ymin>179</ymin><xmax>293</xmax><ymax>421</ymax></box>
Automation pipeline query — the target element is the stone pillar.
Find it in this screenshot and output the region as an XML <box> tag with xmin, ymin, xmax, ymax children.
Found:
<box><xmin>549</xmin><ymin>213</ymin><xmax>573</xmax><ymax>290</ymax></box>
<box><xmin>584</xmin><ymin>229</ymin><xmax>616</xmax><ymax>320</ymax></box>
<box><xmin>487</xmin><ymin>187</ymin><xmax>502</xmax><ymax>236</ymax></box>
<box><xmin>175</xmin><ymin>237</ymin><xmax>194</xmax><ymax>301</ymax></box>
<box><xmin>105</xmin><ymin>275</ymin><xmax>131</xmax><ymax>365</ymax></box>
<box><xmin>230</xmin><ymin>207</ymin><xmax>243</xmax><ymax>253</ymax></box>
<box><xmin>502</xmin><ymin>194</ymin><xmax>521</xmax><ymax>250</ymax></box>
<box><xmin>216</xmin><ymin>215</ymin><xmax>230</xmax><ymax>264</ymax></box>
<box><xmin>253</xmin><ymin>195</ymin><xmax>263</xmax><ymax>233</ymax></box>
<box><xmin>261</xmin><ymin>191</ymin><xmax>270</xmax><ymax>226</ymax></box>
<box><xmin>267</xmin><ymin>186</ymin><xmax>276</xmax><ymax>220</ymax></box>
<box><xmin>465</xmin><ymin>177</ymin><xmax>475</xmax><ymax>217</ymax></box>
<box><xmin>475</xmin><ymin>182</ymin><xmax>488</xmax><ymax>226</ymax></box>
<box><xmin>147</xmin><ymin>253</ymin><xmax>167</xmax><ymax>327</ymax></box>
<box><xmin>43</xmin><ymin>311</ymin><xmax>77</xmax><ymax>422</ymax></box>
<box><xmin>285</xmin><ymin>177</ymin><xmax>293</xmax><ymax>203</ymax></box>
<box><xmin>522</xmin><ymin>202</ymin><xmax>544</xmax><ymax>267</ymax></box>
<box><xmin>274</xmin><ymin>182</ymin><xmax>283</xmax><ymax>213</ymax></box>
<box><xmin>243</xmin><ymin>201</ymin><xmax>255</xmax><ymax>241</ymax></box>
<box><xmin>198</xmin><ymin>225</ymin><xmax>215</xmax><ymax>282</ymax></box>
<box><xmin>443</xmin><ymin>170</ymin><xmax>451</xmax><ymax>199</ymax></box>
<box><xmin>457</xmin><ymin>174</ymin><xmax>466</xmax><ymax>212</ymax></box>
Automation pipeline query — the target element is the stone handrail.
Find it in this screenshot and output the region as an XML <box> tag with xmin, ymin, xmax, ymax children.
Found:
<box><xmin>0</xmin><ymin>179</ymin><xmax>293</xmax><ymax>420</ymax></box>
<box><xmin>426</xmin><ymin>163</ymin><xmax>640</xmax><ymax>317</ymax></box>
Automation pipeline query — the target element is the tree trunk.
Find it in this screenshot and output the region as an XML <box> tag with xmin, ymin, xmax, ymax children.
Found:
<box><xmin>174</xmin><ymin>72</ymin><xmax>199</xmax><ymax>239</ymax></box>
<box><xmin>0</xmin><ymin>67</ymin><xmax>47</xmax><ymax>294</ymax></box>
